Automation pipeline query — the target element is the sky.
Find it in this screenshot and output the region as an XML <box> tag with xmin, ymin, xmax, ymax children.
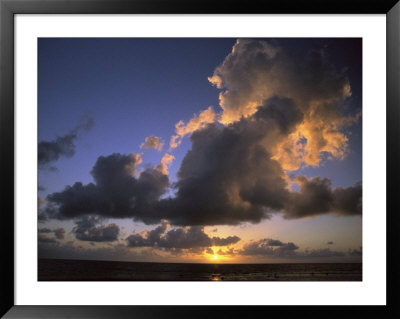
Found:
<box><xmin>38</xmin><ymin>38</ymin><xmax>362</xmax><ymax>263</ymax></box>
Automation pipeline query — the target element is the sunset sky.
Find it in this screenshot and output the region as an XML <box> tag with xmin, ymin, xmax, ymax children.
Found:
<box><xmin>38</xmin><ymin>38</ymin><xmax>362</xmax><ymax>263</ymax></box>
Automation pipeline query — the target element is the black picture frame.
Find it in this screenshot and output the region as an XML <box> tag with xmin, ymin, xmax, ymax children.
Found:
<box><xmin>1</xmin><ymin>0</ymin><xmax>399</xmax><ymax>318</ymax></box>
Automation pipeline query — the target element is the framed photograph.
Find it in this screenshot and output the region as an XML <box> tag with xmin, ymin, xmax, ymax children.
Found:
<box><xmin>1</xmin><ymin>0</ymin><xmax>399</xmax><ymax>318</ymax></box>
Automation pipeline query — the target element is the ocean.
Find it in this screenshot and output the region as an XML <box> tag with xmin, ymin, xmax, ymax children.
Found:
<box><xmin>38</xmin><ymin>258</ymin><xmax>362</xmax><ymax>281</ymax></box>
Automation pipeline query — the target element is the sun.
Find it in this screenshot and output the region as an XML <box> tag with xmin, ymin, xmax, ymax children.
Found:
<box><xmin>213</xmin><ymin>255</ymin><xmax>218</xmax><ymax>260</ymax></box>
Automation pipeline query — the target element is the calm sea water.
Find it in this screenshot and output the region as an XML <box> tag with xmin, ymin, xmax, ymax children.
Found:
<box><xmin>38</xmin><ymin>259</ymin><xmax>362</xmax><ymax>281</ymax></box>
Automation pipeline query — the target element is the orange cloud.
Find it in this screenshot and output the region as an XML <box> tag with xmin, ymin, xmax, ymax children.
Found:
<box><xmin>157</xmin><ymin>153</ymin><xmax>175</xmax><ymax>175</ymax></box>
<box><xmin>208</xmin><ymin>39</ymin><xmax>360</xmax><ymax>170</ymax></box>
<box><xmin>140</xmin><ymin>135</ymin><xmax>164</xmax><ymax>151</ymax></box>
<box><xmin>169</xmin><ymin>106</ymin><xmax>216</xmax><ymax>149</ymax></box>
<box><xmin>125</xmin><ymin>153</ymin><xmax>142</xmax><ymax>176</ymax></box>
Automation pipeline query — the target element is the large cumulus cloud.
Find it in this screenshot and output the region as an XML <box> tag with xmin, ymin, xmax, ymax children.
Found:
<box><xmin>42</xmin><ymin>153</ymin><xmax>169</xmax><ymax>220</ymax></box>
<box><xmin>209</xmin><ymin>39</ymin><xmax>359</xmax><ymax>170</ymax></box>
<box><xmin>42</xmin><ymin>96</ymin><xmax>361</xmax><ymax>225</ymax></box>
<box><xmin>149</xmin><ymin>97</ymin><xmax>361</xmax><ymax>225</ymax></box>
<box><xmin>151</xmin><ymin>97</ymin><xmax>303</xmax><ymax>225</ymax></box>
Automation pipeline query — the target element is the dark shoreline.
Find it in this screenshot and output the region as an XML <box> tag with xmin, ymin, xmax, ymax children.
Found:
<box><xmin>38</xmin><ymin>258</ymin><xmax>362</xmax><ymax>281</ymax></box>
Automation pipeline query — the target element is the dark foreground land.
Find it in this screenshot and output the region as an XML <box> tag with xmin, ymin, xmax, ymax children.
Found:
<box><xmin>38</xmin><ymin>258</ymin><xmax>362</xmax><ymax>281</ymax></box>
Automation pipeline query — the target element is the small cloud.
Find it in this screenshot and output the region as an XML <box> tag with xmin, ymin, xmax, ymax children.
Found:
<box><xmin>327</xmin><ymin>241</ymin><xmax>334</xmax><ymax>245</ymax></box>
<box><xmin>38</xmin><ymin>133</ymin><xmax>76</xmax><ymax>167</ymax></box>
<box><xmin>126</xmin><ymin>222</ymin><xmax>240</xmax><ymax>250</ymax></box>
<box><xmin>38</xmin><ymin>117</ymin><xmax>94</xmax><ymax>169</ymax></box>
<box><xmin>73</xmin><ymin>216</ymin><xmax>120</xmax><ymax>242</ymax></box>
<box><xmin>169</xmin><ymin>135</ymin><xmax>181</xmax><ymax>149</ymax></box>
<box><xmin>140</xmin><ymin>136</ymin><xmax>164</xmax><ymax>151</ymax></box>
<box><xmin>241</xmin><ymin>238</ymin><xmax>299</xmax><ymax>257</ymax></box>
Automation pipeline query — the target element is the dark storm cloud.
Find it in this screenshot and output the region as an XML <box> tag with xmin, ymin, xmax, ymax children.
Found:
<box><xmin>332</xmin><ymin>182</ymin><xmax>362</xmax><ymax>216</ymax></box>
<box><xmin>151</xmin><ymin>97</ymin><xmax>303</xmax><ymax>225</ymax></box>
<box><xmin>72</xmin><ymin>216</ymin><xmax>120</xmax><ymax>242</ymax></box>
<box><xmin>149</xmin><ymin>97</ymin><xmax>360</xmax><ymax>225</ymax></box>
<box><xmin>42</xmin><ymin>153</ymin><xmax>169</xmax><ymax>221</ymax></box>
<box><xmin>38</xmin><ymin>117</ymin><xmax>94</xmax><ymax>168</ymax></box>
<box><xmin>43</xmin><ymin>96</ymin><xmax>361</xmax><ymax>226</ymax></box>
<box><xmin>240</xmin><ymin>238</ymin><xmax>299</xmax><ymax>257</ymax></box>
<box><xmin>283</xmin><ymin>177</ymin><xmax>362</xmax><ymax>219</ymax></box>
<box><xmin>126</xmin><ymin>222</ymin><xmax>240</xmax><ymax>249</ymax></box>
